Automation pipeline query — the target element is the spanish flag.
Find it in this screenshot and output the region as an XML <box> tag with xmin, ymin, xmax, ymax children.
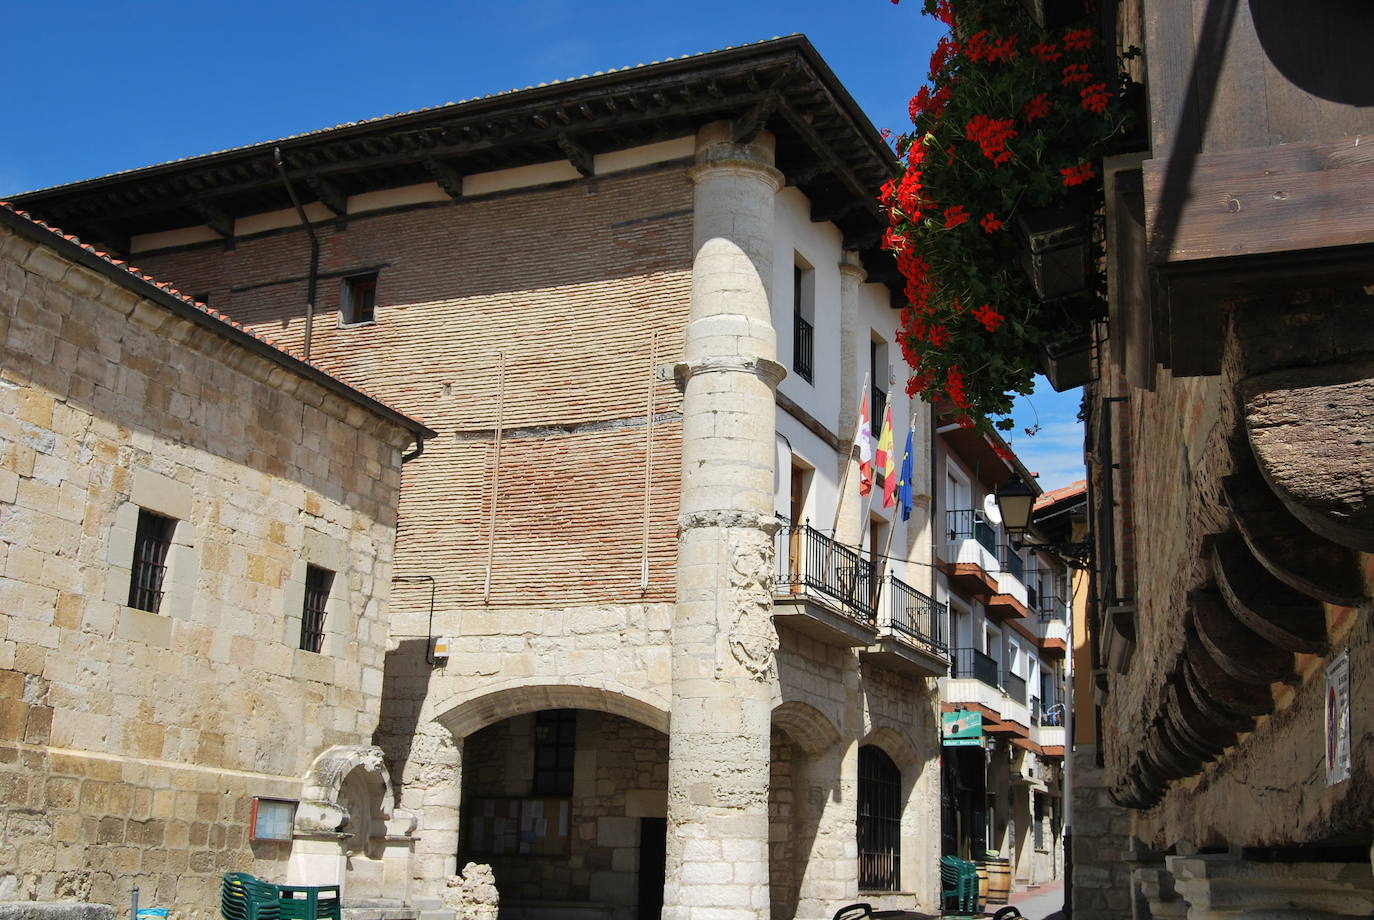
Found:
<box><xmin>877</xmin><ymin>407</ymin><xmax>897</xmax><ymax>509</ymax></box>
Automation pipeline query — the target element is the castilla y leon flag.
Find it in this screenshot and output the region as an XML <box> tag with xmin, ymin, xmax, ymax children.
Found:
<box><xmin>877</xmin><ymin>407</ymin><xmax>896</xmax><ymax>508</ymax></box>
<box><xmin>857</xmin><ymin>391</ymin><xmax>874</xmax><ymax>496</ymax></box>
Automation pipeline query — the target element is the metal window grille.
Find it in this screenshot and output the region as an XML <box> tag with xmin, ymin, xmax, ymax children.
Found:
<box><xmin>127</xmin><ymin>510</ymin><xmax>176</xmax><ymax>613</ymax></box>
<box><xmin>858</xmin><ymin>745</ymin><xmax>901</xmax><ymax>891</ymax></box>
<box><xmin>793</xmin><ymin>313</ymin><xmax>814</xmax><ymax>383</ymax></box>
<box><xmin>1033</xmin><ymin>794</ymin><xmax>1045</xmax><ymax>850</ymax></box>
<box><xmin>300</xmin><ymin>565</ymin><xmax>334</xmax><ymax>653</ymax></box>
<box><xmin>533</xmin><ymin>709</ymin><xmax>577</xmax><ymax>796</ymax></box>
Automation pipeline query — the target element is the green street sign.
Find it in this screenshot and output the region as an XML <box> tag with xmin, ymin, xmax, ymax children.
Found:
<box><xmin>942</xmin><ymin>710</ymin><xmax>984</xmax><ymax>746</ymax></box>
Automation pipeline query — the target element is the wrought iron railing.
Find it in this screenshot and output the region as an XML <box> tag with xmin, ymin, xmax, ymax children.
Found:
<box><xmin>1038</xmin><ymin>594</ymin><xmax>1066</xmax><ymax>622</ymax></box>
<box><xmin>886</xmin><ymin>575</ymin><xmax>948</xmax><ymax>654</ymax></box>
<box><xmin>951</xmin><ymin>648</ymin><xmax>1000</xmax><ymax>689</ymax></box>
<box><xmin>999</xmin><ymin>544</ymin><xmax>1025</xmax><ymax>581</ymax></box>
<box><xmin>775</xmin><ymin>520</ymin><xmax>875</xmax><ymax>624</ymax></box>
<box><xmin>872</xmin><ymin>385</ymin><xmax>888</xmax><ymax>428</ymax></box>
<box><xmin>793</xmin><ymin>314</ymin><xmax>814</xmax><ymax>383</ymax></box>
<box><xmin>1003</xmin><ymin>671</ymin><xmax>1028</xmax><ymax>705</ymax></box>
<box><xmin>946</xmin><ymin>509</ymin><xmax>999</xmax><ymax>556</ymax></box>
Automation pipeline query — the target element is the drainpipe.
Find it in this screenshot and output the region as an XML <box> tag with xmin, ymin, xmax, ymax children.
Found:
<box><xmin>273</xmin><ymin>147</ymin><xmax>320</xmax><ymax>360</ymax></box>
<box><xmin>401</xmin><ymin>436</ymin><xmax>425</xmax><ymax>464</ymax></box>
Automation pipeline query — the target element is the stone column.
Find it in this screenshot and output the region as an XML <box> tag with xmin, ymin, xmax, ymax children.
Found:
<box><xmin>835</xmin><ymin>253</ymin><xmax>867</xmax><ymax>548</ymax></box>
<box><xmin>663</xmin><ymin>122</ymin><xmax>785</xmax><ymax>920</ymax></box>
<box><xmin>404</xmin><ymin>725</ymin><xmax>463</xmax><ymax>905</ymax></box>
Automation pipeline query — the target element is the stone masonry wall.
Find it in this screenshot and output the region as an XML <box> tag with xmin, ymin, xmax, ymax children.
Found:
<box><xmin>0</xmin><ymin>221</ymin><xmax>410</xmax><ymax>915</ymax></box>
<box><xmin>459</xmin><ymin>710</ymin><xmax>667</xmax><ymax>917</ymax></box>
<box><xmin>1069</xmin><ymin>747</ymin><xmax>1134</xmax><ymax>919</ymax></box>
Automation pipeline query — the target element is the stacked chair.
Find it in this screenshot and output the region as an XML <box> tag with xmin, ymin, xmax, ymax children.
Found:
<box><xmin>221</xmin><ymin>874</ymin><xmax>340</xmax><ymax>920</ymax></box>
<box><xmin>939</xmin><ymin>855</ymin><xmax>980</xmax><ymax>915</ymax></box>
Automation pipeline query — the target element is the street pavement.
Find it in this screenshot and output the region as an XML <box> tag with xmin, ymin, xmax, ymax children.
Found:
<box><xmin>1003</xmin><ymin>880</ymin><xmax>1065</xmax><ymax>920</ymax></box>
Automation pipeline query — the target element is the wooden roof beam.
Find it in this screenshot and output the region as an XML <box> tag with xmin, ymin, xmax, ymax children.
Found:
<box><xmin>305</xmin><ymin>175</ymin><xmax>348</xmax><ymax>217</ymax></box>
<box><xmin>423</xmin><ymin>158</ymin><xmax>464</xmax><ymax>199</ymax></box>
<box><xmin>193</xmin><ymin>202</ymin><xmax>235</xmax><ymax>239</ymax></box>
<box><xmin>556</xmin><ymin>134</ymin><xmax>595</xmax><ymax>177</ymax></box>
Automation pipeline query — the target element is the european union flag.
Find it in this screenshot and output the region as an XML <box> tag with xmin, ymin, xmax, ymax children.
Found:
<box><xmin>898</xmin><ymin>426</ymin><xmax>915</xmax><ymax>522</ymax></box>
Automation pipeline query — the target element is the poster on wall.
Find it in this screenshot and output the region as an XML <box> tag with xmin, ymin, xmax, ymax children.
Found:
<box><xmin>1326</xmin><ymin>650</ymin><xmax>1351</xmax><ymax>786</ymax></box>
<box><xmin>942</xmin><ymin>710</ymin><xmax>983</xmax><ymax>746</ymax></box>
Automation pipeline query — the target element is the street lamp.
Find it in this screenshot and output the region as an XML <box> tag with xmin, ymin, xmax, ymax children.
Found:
<box><xmin>994</xmin><ymin>472</ymin><xmax>1037</xmax><ymax>537</ymax></box>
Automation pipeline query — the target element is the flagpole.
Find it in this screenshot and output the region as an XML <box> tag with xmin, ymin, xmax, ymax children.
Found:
<box><xmin>871</xmin><ymin>413</ymin><xmax>916</xmax><ymax>622</ymax></box>
<box><xmin>829</xmin><ymin>371</ymin><xmax>869</xmax><ymax>541</ymax></box>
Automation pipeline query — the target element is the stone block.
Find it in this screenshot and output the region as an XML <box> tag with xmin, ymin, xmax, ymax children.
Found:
<box><xmin>115</xmin><ymin>606</ymin><xmax>172</xmax><ymax>648</ymax></box>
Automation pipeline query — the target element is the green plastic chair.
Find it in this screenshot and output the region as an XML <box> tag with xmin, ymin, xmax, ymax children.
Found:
<box><xmin>221</xmin><ymin>874</ymin><xmax>281</xmax><ymax>920</ymax></box>
<box><xmin>278</xmin><ymin>885</ymin><xmax>341</xmax><ymax>920</ymax></box>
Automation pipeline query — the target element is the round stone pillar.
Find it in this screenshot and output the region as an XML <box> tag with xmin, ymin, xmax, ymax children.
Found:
<box><xmin>663</xmin><ymin>122</ymin><xmax>784</xmax><ymax>920</ymax></box>
<box><xmin>835</xmin><ymin>252</ymin><xmax>868</xmax><ymax>548</ymax></box>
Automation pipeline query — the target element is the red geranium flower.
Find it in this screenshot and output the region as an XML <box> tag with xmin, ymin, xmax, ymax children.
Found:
<box><xmin>1023</xmin><ymin>92</ymin><xmax>1051</xmax><ymax>123</ymax></box>
<box><xmin>965</xmin><ymin>114</ymin><xmax>1018</xmax><ymax>165</ymax></box>
<box><xmin>1031</xmin><ymin>42</ymin><xmax>1062</xmax><ymax>63</ymax></box>
<box><xmin>1062</xmin><ymin>27</ymin><xmax>1094</xmax><ymax>52</ymax></box>
<box><xmin>1080</xmin><ymin>83</ymin><xmax>1112</xmax><ymax>114</ymax></box>
<box><xmin>1061</xmin><ymin>63</ymin><xmax>1093</xmax><ymax>87</ymax></box>
<box><xmin>972</xmin><ymin>303</ymin><xmax>1004</xmax><ymax>331</ymax></box>
<box><xmin>943</xmin><ymin>204</ymin><xmax>969</xmax><ymax>227</ymax></box>
<box><xmin>1060</xmin><ymin>161</ymin><xmax>1097</xmax><ymax>186</ymax></box>
<box><xmin>980</xmin><ymin>212</ymin><xmax>1003</xmax><ymax>233</ymax></box>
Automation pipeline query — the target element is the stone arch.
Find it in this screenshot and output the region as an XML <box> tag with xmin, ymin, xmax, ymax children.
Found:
<box><xmin>859</xmin><ymin>725</ymin><xmax>920</xmax><ymax>772</ymax></box>
<box><xmin>295</xmin><ymin>744</ymin><xmax>398</xmax><ymax>836</ymax></box>
<box><xmin>434</xmin><ymin>678</ymin><xmax>671</xmax><ymax>741</ymax></box>
<box><xmin>771</xmin><ymin>699</ymin><xmax>842</xmax><ymax>755</ymax></box>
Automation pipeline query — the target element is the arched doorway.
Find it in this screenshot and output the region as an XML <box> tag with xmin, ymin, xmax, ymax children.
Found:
<box><xmin>435</xmin><ymin>684</ymin><xmax>671</xmax><ymax>920</ymax></box>
<box><xmin>857</xmin><ymin>745</ymin><xmax>901</xmax><ymax>892</ymax></box>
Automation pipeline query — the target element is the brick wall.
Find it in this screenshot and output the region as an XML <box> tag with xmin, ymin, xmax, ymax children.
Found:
<box><xmin>137</xmin><ymin>166</ymin><xmax>694</xmax><ymax>610</ymax></box>
<box><xmin>0</xmin><ymin>222</ymin><xmax>410</xmax><ymax>915</ymax></box>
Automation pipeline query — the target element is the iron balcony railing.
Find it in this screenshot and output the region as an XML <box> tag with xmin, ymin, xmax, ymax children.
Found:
<box><xmin>1003</xmin><ymin>671</ymin><xmax>1028</xmax><ymax>705</ymax></box>
<box><xmin>999</xmin><ymin>545</ymin><xmax>1025</xmax><ymax>581</ymax></box>
<box><xmin>1038</xmin><ymin>594</ymin><xmax>1066</xmax><ymax>622</ymax></box>
<box><xmin>951</xmin><ymin>648</ymin><xmax>1000</xmax><ymax>690</ymax></box>
<box><xmin>793</xmin><ymin>314</ymin><xmax>814</xmax><ymax>384</ymax></box>
<box><xmin>775</xmin><ymin>520</ymin><xmax>875</xmax><ymax>624</ymax></box>
<box><xmin>886</xmin><ymin>575</ymin><xmax>948</xmax><ymax>654</ymax></box>
<box><xmin>946</xmin><ymin>509</ymin><xmax>999</xmax><ymax>557</ymax></box>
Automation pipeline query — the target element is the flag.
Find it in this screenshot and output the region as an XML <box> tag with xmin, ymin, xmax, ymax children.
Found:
<box><xmin>877</xmin><ymin>407</ymin><xmax>897</xmax><ymax>509</ymax></box>
<box><xmin>857</xmin><ymin>392</ymin><xmax>873</xmax><ymax>496</ymax></box>
<box><xmin>898</xmin><ymin>425</ymin><xmax>915</xmax><ymax>521</ymax></box>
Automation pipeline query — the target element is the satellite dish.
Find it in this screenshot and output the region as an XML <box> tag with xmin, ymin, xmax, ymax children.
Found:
<box><xmin>982</xmin><ymin>492</ymin><xmax>1002</xmax><ymax>524</ymax></box>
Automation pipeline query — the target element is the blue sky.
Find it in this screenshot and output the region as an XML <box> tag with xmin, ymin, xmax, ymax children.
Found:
<box><xmin>1</xmin><ymin>0</ymin><xmax>1083</xmax><ymax>489</ymax></box>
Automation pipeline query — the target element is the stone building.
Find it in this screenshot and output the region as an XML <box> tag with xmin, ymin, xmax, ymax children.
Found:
<box><xmin>0</xmin><ymin>202</ymin><xmax>433</xmax><ymax>915</ymax></box>
<box><xmin>933</xmin><ymin>421</ymin><xmax>1069</xmax><ymax>899</ymax></box>
<box><xmin>11</xmin><ymin>38</ymin><xmax>956</xmax><ymax>920</ymax></box>
<box><xmin>1070</xmin><ymin>2</ymin><xmax>1374</xmax><ymax>915</ymax></box>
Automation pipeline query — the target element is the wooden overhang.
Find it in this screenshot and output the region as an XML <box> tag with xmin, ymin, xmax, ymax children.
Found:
<box><xmin>985</xmin><ymin>592</ymin><xmax>1029</xmax><ymax>620</ymax></box>
<box><xmin>940</xmin><ymin>560</ymin><xmax>999</xmax><ymax>599</ymax></box>
<box><xmin>8</xmin><ymin>36</ymin><xmax>900</xmax><ymax>289</ymax></box>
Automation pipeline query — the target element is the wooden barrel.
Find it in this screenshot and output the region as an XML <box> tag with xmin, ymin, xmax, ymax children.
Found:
<box><xmin>985</xmin><ymin>857</ymin><xmax>1011</xmax><ymax>904</ymax></box>
<box><xmin>976</xmin><ymin>863</ymin><xmax>989</xmax><ymax>903</ymax></box>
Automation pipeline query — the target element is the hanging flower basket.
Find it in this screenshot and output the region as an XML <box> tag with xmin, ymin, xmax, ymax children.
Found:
<box><xmin>882</xmin><ymin>0</ymin><xmax>1134</xmax><ymax>432</ymax></box>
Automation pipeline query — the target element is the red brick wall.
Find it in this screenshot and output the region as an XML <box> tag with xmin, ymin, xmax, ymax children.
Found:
<box><xmin>137</xmin><ymin>166</ymin><xmax>693</xmax><ymax>609</ymax></box>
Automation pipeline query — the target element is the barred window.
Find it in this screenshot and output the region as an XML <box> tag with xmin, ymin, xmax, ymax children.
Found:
<box><xmin>533</xmin><ymin>709</ymin><xmax>577</xmax><ymax>796</ymax></box>
<box><xmin>128</xmin><ymin>510</ymin><xmax>177</xmax><ymax>613</ymax></box>
<box><xmin>300</xmin><ymin>565</ymin><xmax>334</xmax><ymax>653</ymax></box>
<box><xmin>858</xmin><ymin>744</ymin><xmax>901</xmax><ymax>891</ymax></box>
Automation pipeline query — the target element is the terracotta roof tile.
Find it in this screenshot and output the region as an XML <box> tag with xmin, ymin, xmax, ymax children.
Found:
<box><xmin>1034</xmin><ymin>479</ymin><xmax>1087</xmax><ymax>511</ymax></box>
<box><xmin>0</xmin><ymin>200</ymin><xmax>432</xmax><ymax>437</ymax></box>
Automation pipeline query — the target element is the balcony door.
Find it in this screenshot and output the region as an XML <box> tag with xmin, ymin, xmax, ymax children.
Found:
<box><xmin>788</xmin><ymin>464</ymin><xmax>807</xmax><ymax>592</ymax></box>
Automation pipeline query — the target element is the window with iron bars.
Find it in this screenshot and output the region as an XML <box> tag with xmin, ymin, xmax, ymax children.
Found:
<box><xmin>128</xmin><ymin>510</ymin><xmax>177</xmax><ymax>613</ymax></box>
<box><xmin>533</xmin><ymin>709</ymin><xmax>577</xmax><ymax>796</ymax></box>
<box><xmin>300</xmin><ymin>565</ymin><xmax>334</xmax><ymax>653</ymax></box>
<box><xmin>857</xmin><ymin>744</ymin><xmax>901</xmax><ymax>891</ymax></box>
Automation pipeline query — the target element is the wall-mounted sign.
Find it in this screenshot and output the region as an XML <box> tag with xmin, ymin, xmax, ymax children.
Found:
<box><xmin>250</xmin><ymin>797</ymin><xmax>297</xmax><ymax>842</ymax></box>
<box><xmin>943</xmin><ymin>710</ymin><xmax>984</xmax><ymax>746</ymax></box>
<box><xmin>1326</xmin><ymin>650</ymin><xmax>1351</xmax><ymax>786</ymax></box>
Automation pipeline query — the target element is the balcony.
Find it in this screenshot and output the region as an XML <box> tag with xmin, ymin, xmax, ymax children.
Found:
<box><xmin>986</xmin><ymin>546</ymin><xmax>1030</xmax><ymax>620</ymax></box>
<box><xmin>941</xmin><ymin>510</ymin><xmax>1000</xmax><ymax>598</ymax></box>
<box><xmin>864</xmin><ymin>576</ymin><xmax>950</xmax><ymax>679</ymax></box>
<box><xmin>1003</xmin><ymin>671</ymin><xmax>1028</xmax><ymax>705</ymax></box>
<box><xmin>774</xmin><ymin>520</ymin><xmax>879</xmax><ymax>647</ymax></box>
<box><xmin>951</xmin><ymin>648</ymin><xmax>1000</xmax><ymax>690</ymax></box>
<box><xmin>1035</xmin><ymin>593</ymin><xmax>1070</xmax><ymax>656</ymax></box>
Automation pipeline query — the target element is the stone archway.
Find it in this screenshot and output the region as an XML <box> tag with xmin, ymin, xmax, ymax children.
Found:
<box><xmin>769</xmin><ymin>700</ymin><xmax>847</xmax><ymax>920</ymax></box>
<box><xmin>408</xmin><ymin>681</ymin><xmax>674</xmax><ymax>911</ymax></box>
